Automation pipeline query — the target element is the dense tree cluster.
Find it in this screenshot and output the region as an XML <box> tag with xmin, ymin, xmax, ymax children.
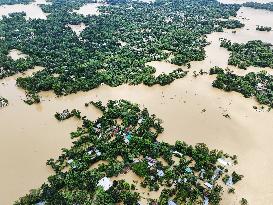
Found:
<box><xmin>256</xmin><ymin>25</ymin><xmax>272</xmax><ymax>32</ymax></box>
<box><xmin>0</xmin><ymin>0</ymin><xmax>32</xmax><ymax>5</ymax></box>
<box><xmin>211</xmin><ymin>68</ymin><xmax>273</xmax><ymax>108</ymax></box>
<box><xmin>220</xmin><ymin>39</ymin><xmax>273</xmax><ymax>69</ymax></box>
<box><xmin>0</xmin><ymin>0</ymin><xmax>243</xmax><ymax>99</ymax></box>
<box><xmin>15</xmin><ymin>100</ymin><xmax>243</xmax><ymax>205</ymax></box>
<box><xmin>243</xmin><ymin>2</ymin><xmax>273</xmax><ymax>12</ymax></box>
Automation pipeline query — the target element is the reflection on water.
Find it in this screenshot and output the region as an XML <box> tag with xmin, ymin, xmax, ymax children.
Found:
<box><xmin>0</xmin><ymin>3</ymin><xmax>273</xmax><ymax>205</ymax></box>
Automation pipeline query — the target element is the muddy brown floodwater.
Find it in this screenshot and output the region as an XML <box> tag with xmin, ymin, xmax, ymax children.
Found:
<box><xmin>0</xmin><ymin>0</ymin><xmax>49</xmax><ymax>20</ymax></box>
<box><xmin>73</xmin><ymin>3</ymin><xmax>107</xmax><ymax>16</ymax></box>
<box><xmin>67</xmin><ymin>23</ymin><xmax>87</xmax><ymax>37</ymax></box>
<box><xmin>1</xmin><ymin>2</ymin><xmax>273</xmax><ymax>205</ymax></box>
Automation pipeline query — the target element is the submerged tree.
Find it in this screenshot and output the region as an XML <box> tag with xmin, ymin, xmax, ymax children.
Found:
<box><xmin>0</xmin><ymin>0</ymin><xmax>243</xmax><ymax>99</ymax></box>
<box><xmin>220</xmin><ymin>39</ymin><xmax>273</xmax><ymax>69</ymax></box>
<box><xmin>0</xmin><ymin>96</ymin><xmax>8</xmax><ymax>108</ymax></box>
<box><xmin>243</xmin><ymin>2</ymin><xmax>273</xmax><ymax>12</ymax></box>
<box><xmin>15</xmin><ymin>100</ymin><xmax>243</xmax><ymax>205</ymax></box>
<box><xmin>211</xmin><ymin>68</ymin><xmax>273</xmax><ymax>108</ymax></box>
<box><xmin>0</xmin><ymin>0</ymin><xmax>32</xmax><ymax>5</ymax></box>
<box><xmin>256</xmin><ymin>25</ymin><xmax>272</xmax><ymax>32</ymax></box>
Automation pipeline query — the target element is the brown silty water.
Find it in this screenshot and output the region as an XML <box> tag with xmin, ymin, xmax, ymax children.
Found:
<box><xmin>0</xmin><ymin>1</ymin><xmax>273</xmax><ymax>204</ymax></box>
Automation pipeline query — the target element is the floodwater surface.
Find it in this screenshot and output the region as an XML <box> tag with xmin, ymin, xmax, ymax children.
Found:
<box><xmin>8</xmin><ymin>49</ymin><xmax>28</xmax><ymax>60</ymax></box>
<box><xmin>0</xmin><ymin>0</ymin><xmax>49</xmax><ymax>20</ymax></box>
<box><xmin>74</xmin><ymin>3</ymin><xmax>106</xmax><ymax>16</ymax></box>
<box><xmin>146</xmin><ymin>61</ymin><xmax>183</xmax><ymax>77</ymax></box>
<box><xmin>67</xmin><ymin>23</ymin><xmax>87</xmax><ymax>36</ymax></box>
<box><xmin>0</xmin><ymin>2</ymin><xmax>273</xmax><ymax>205</ymax></box>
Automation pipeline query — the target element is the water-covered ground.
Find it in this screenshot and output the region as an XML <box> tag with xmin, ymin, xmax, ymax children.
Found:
<box><xmin>0</xmin><ymin>1</ymin><xmax>273</xmax><ymax>204</ymax></box>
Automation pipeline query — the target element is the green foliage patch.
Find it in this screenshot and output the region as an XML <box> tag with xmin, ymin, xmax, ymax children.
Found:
<box><xmin>0</xmin><ymin>96</ymin><xmax>8</xmax><ymax>108</ymax></box>
<box><xmin>0</xmin><ymin>0</ymin><xmax>32</xmax><ymax>5</ymax></box>
<box><xmin>220</xmin><ymin>39</ymin><xmax>273</xmax><ymax>69</ymax></box>
<box><xmin>256</xmin><ymin>25</ymin><xmax>272</xmax><ymax>32</ymax></box>
<box><xmin>15</xmin><ymin>100</ymin><xmax>243</xmax><ymax>205</ymax></box>
<box><xmin>211</xmin><ymin>68</ymin><xmax>273</xmax><ymax>108</ymax></box>
<box><xmin>243</xmin><ymin>2</ymin><xmax>273</xmax><ymax>12</ymax></box>
<box><xmin>0</xmin><ymin>0</ymin><xmax>243</xmax><ymax>99</ymax></box>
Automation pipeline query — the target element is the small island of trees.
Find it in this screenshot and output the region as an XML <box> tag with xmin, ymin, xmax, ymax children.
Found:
<box><xmin>211</xmin><ymin>67</ymin><xmax>273</xmax><ymax>108</ymax></box>
<box><xmin>0</xmin><ymin>0</ymin><xmax>244</xmax><ymax>103</ymax></box>
<box><xmin>220</xmin><ymin>39</ymin><xmax>273</xmax><ymax>69</ymax></box>
<box><xmin>15</xmin><ymin>100</ymin><xmax>243</xmax><ymax>205</ymax></box>
<box><xmin>0</xmin><ymin>0</ymin><xmax>33</xmax><ymax>5</ymax></box>
<box><xmin>0</xmin><ymin>96</ymin><xmax>8</xmax><ymax>108</ymax></box>
<box><xmin>243</xmin><ymin>2</ymin><xmax>273</xmax><ymax>12</ymax></box>
<box><xmin>256</xmin><ymin>25</ymin><xmax>272</xmax><ymax>32</ymax></box>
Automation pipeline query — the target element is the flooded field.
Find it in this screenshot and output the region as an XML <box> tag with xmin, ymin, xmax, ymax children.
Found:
<box><xmin>74</xmin><ymin>3</ymin><xmax>106</xmax><ymax>16</ymax></box>
<box><xmin>0</xmin><ymin>0</ymin><xmax>49</xmax><ymax>19</ymax></box>
<box><xmin>8</xmin><ymin>49</ymin><xmax>28</xmax><ymax>60</ymax></box>
<box><xmin>0</xmin><ymin>1</ymin><xmax>273</xmax><ymax>205</ymax></box>
<box><xmin>146</xmin><ymin>61</ymin><xmax>182</xmax><ymax>77</ymax></box>
<box><xmin>67</xmin><ymin>23</ymin><xmax>87</xmax><ymax>36</ymax></box>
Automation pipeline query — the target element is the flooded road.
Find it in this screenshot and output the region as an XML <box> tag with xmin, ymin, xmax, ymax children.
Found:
<box><xmin>0</xmin><ymin>2</ymin><xmax>273</xmax><ymax>205</ymax></box>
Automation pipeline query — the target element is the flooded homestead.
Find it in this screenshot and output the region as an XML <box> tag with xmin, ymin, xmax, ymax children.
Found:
<box><xmin>0</xmin><ymin>0</ymin><xmax>273</xmax><ymax>204</ymax></box>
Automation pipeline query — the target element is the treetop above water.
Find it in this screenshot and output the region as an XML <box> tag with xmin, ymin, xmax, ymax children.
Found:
<box><xmin>15</xmin><ymin>100</ymin><xmax>243</xmax><ymax>205</ymax></box>
<box><xmin>0</xmin><ymin>0</ymin><xmax>243</xmax><ymax>102</ymax></box>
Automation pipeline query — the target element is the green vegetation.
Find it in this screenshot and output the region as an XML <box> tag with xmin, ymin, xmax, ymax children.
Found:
<box><xmin>0</xmin><ymin>0</ymin><xmax>32</xmax><ymax>5</ymax></box>
<box><xmin>23</xmin><ymin>91</ymin><xmax>40</xmax><ymax>105</ymax></box>
<box><xmin>0</xmin><ymin>0</ymin><xmax>243</xmax><ymax>100</ymax></box>
<box><xmin>256</xmin><ymin>25</ymin><xmax>272</xmax><ymax>32</ymax></box>
<box><xmin>0</xmin><ymin>96</ymin><xmax>8</xmax><ymax>108</ymax></box>
<box><xmin>220</xmin><ymin>39</ymin><xmax>273</xmax><ymax>69</ymax></box>
<box><xmin>55</xmin><ymin>109</ymin><xmax>82</xmax><ymax>121</ymax></box>
<box><xmin>15</xmin><ymin>100</ymin><xmax>243</xmax><ymax>205</ymax></box>
<box><xmin>211</xmin><ymin>68</ymin><xmax>273</xmax><ymax>108</ymax></box>
<box><xmin>240</xmin><ymin>198</ymin><xmax>248</xmax><ymax>205</ymax></box>
<box><xmin>243</xmin><ymin>2</ymin><xmax>273</xmax><ymax>12</ymax></box>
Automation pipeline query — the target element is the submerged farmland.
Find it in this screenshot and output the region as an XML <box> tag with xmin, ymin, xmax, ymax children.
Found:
<box><xmin>15</xmin><ymin>100</ymin><xmax>243</xmax><ymax>205</ymax></box>
<box><xmin>0</xmin><ymin>0</ymin><xmax>243</xmax><ymax>102</ymax></box>
<box><xmin>0</xmin><ymin>0</ymin><xmax>273</xmax><ymax>204</ymax></box>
